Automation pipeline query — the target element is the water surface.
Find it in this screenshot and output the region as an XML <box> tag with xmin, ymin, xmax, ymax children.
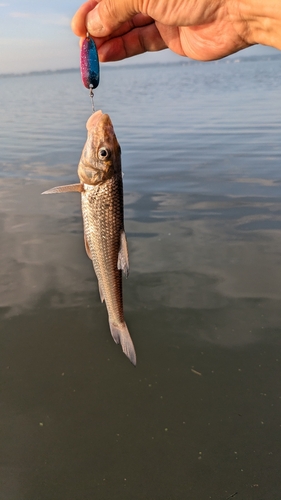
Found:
<box><xmin>1</xmin><ymin>56</ymin><xmax>281</xmax><ymax>499</ymax></box>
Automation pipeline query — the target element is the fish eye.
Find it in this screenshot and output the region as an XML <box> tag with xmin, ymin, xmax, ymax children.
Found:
<box><xmin>98</xmin><ymin>147</ymin><xmax>111</xmax><ymax>160</ymax></box>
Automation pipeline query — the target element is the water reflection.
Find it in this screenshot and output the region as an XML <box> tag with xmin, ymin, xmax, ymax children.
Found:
<box><xmin>1</xmin><ymin>179</ymin><xmax>281</xmax><ymax>352</ymax></box>
<box><xmin>1</xmin><ymin>179</ymin><xmax>281</xmax><ymax>499</ymax></box>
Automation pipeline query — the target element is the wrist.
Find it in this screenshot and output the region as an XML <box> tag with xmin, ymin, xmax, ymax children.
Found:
<box><xmin>231</xmin><ymin>0</ymin><xmax>281</xmax><ymax>50</ymax></box>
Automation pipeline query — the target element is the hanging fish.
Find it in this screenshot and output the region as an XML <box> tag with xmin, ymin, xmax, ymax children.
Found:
<box><xmin>42</xmin><ymin>111</ymin><xmax>136</xmax><ymax>365</ymax></box>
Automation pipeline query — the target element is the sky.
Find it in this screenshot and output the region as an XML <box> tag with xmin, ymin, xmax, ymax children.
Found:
<box><xmin>0</xmin><ymin>1</ymin><xmax>279</xmax><ymax>75</ymax></box>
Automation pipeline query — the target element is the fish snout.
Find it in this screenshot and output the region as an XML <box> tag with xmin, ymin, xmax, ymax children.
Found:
<box><xmin>86</xmin><ymin>110</ymin><xmax>113</xmax><ymax>132</ymax></box>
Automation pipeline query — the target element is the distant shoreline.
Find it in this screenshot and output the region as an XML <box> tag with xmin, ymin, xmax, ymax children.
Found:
<box><xmin>1</xmin><ymin>52</ymin><xmax>280</xmax><ymax>78</ymax></box>
<box><xmin>0</xmin><ymin>67</ymin><xmax>80</xmax><ymax>79</ymax></box>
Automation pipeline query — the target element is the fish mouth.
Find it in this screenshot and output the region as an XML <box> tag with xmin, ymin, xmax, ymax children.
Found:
<box><xmin>86</xmin><ymin>110</ymin><xmax>112</xmax><ymax>131</ymax></box>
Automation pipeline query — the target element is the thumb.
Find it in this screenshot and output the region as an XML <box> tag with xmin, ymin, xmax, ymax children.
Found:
<box><xmin>86</xmin><ymin>0</ymin><xmax>140</xmax><ymax>36</ymax></box>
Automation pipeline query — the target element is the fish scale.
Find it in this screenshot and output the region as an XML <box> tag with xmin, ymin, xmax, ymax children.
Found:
<box><xmin>82</xmin><ymin>178</ymin><xmax>124</xmax><ymax>323</ymax></box>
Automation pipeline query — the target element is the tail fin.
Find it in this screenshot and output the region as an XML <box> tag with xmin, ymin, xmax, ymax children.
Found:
<box><xmin>109</xmin><ymin>321</ymin><xmax>136</xmax><ymax>366</ymax></box>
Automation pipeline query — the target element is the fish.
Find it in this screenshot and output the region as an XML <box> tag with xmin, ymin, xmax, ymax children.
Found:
<box><xmin>42</xmin><ymin>110</ymin><xmax>136</xmax><ymax>365</ymax></box>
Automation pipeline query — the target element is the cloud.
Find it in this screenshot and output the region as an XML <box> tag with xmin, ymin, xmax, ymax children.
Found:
<box><xmin>10</xmin><ymin>11</ymin><xmax>31</xmax><ymax>18</ymax></box>
<box><xmin>0</xmin><ymin>3</ymin><xmax>9</xmax><ymax>6</ymax></box>
<box><xmin>10</xmin><ymin>11</ymin><xmax>70</xmax><ymax>26</ymax></box>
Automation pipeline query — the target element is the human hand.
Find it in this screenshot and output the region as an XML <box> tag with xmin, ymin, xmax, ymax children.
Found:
<box><xmin>72</xmin><ymin>0</ymin><xmax>281</xmax><ymax>62</ymax></box>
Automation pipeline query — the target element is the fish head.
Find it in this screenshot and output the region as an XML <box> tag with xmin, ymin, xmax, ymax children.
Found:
<box><xmin>78</xmin><ymin>110</ymin><xmax>121</xmax><ymax>185</ymax></box>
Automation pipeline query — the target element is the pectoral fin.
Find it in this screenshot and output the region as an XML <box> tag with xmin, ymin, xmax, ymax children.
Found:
<box><xmin>42</xmin><ymin>183</ymin><xmax>83</xmax><ymax>195</ymax></box>
<box><xmin>117</xmin><ymin>230</ymin><xmax>129</xmax><ymax>277</ymax></box>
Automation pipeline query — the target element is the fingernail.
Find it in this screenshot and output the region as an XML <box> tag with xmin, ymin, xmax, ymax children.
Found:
<box><xmin>86</xmin><ymin>4</ymin><xmax>104</xmax><ymax>34</ymax></box>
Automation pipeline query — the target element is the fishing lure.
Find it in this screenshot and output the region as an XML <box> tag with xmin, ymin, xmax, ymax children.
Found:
<box><xmin>80</xmin><ymin>34</ymin><xmax>100</xmax><ymax>111</ymax></box>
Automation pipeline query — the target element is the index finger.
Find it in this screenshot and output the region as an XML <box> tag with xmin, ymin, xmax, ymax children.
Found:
<box><xmin>72</xmin><ymin>0</ymin><xmax>99</xmax><ymax>37</ymax></box>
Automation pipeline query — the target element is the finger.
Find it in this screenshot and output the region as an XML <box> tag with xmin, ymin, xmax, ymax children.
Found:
<box><xmin>72</xmin><ymin>0</ymin><xmax>99</xmax><ymax>37</ymax></box>
<box><xmin>86</xmin><ymin>0</ymin><xmax>141</xmax><ymax>37</ymax></box>
<box><xmin>97</xmin><ymin>23</ymin><xmax>167</xmax><ymax>61</ymax></box>
<box><xmin>77</xmin><ymin>12</ymin><xmax>154</xmax><ymax>50</ymax></box>
<box><xmin>86</xmin><ymin>0</ymin><xmax>205</xmax><ymax>35</ymax></box>
<box><xmin>93</xmin><ymin>13</ymin><xmax>154</xmax><ymax>44</ymax></box>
